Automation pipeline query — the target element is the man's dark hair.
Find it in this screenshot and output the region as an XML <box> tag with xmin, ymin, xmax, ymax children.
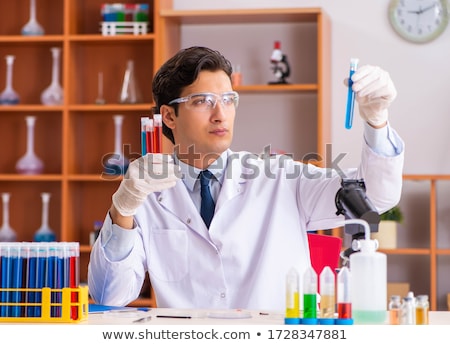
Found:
<box><xmin>152</xmin><ymin>46</ymin><xmax>233</xmax><ymax>144</ymax></box>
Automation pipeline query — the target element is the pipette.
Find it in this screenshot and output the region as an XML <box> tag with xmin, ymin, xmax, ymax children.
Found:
<box><xmin>345</xmin><ymin>58</ymin><xmax>359</xmax><ymax>130</ymax></box>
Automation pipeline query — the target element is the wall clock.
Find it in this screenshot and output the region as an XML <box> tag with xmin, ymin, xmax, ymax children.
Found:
<box><xmin>388</xmin><ymin>0</ymin><xmax>449</xmax><ymax>43</ymax></box>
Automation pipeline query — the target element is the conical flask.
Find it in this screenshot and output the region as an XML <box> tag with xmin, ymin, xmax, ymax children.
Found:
<box><xmin>0</xmin><ymin>193</ymin><xmax>18</xmax><ymax>242</ymax></box>
<box><xmin>41</xmin><ymin>47</ymin><xmax>63</xmax><ymax>105</ymax></box>
<box><xmin>104</xmin><ymin>115</ymin><xmax>129</xmax><ymax>175</ymax></box>
<box><xmin>21</xmin><ymin>0</ymin><xmax>45</xmax><ymax>36</ymax></box>
<box><xmin>33</xmin><ymin>192</ymin><xmax>56</xmax><ymax>242</ymax></box>
<box><xmin>16</xmin><ymin>116</ymin><xmax>44</xmax><ymax>175</ymax></box>
<box><xmin>0</xmin><ymin>55</ymin><xmax>20</xmax><ymax>105</ymax></box>
<box><xmin>118</xmin><ymin>59</ymin><xmax>141</xmax><ymax>104</ymax></box>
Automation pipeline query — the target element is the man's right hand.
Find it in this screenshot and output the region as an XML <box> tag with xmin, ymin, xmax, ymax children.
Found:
<box><xmin>112</xmin><ymin>154</ymin><xmax>180</xmax><ymax>217</ymax></box>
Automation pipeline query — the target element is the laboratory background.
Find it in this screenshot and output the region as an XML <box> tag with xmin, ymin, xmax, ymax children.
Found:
<box><xmin>0</xmin><ymin>0</ymin><xmax>450</xmax><ymax>315</ymax></box>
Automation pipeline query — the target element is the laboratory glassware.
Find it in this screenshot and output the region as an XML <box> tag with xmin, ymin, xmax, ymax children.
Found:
<box><xmin>21</xmin><ymin>0</ymin><xmax>45</xmax><ymax>36</ymax></box>
<box><xmin>0</xmin><ymin>193</ymin><xmax>18</xmax><ymax>242</ymax></box>
<box><xmin>41</xmin><ymin>47</ymin><xmax>63</xmax><ymax>105</ymax></box>
<box><xmin>119</xmin><ymin>59</ymin><xmax>141</xmax><ymax>104</ymax></box>
<box><xmin>16</xmin><ymin>116</ymin><xmax>44</xmax><ymax>175</ymax></box>
<box><xmin>33</xmin><ymin>192</ymin><xmax>56</xmax><ymax>242</ymax></box>
<box><xmin>0</xmin><ymin>55</ymin><xmax>20</xmax><ymax>105</ymax></box>
<box><xmin>345</xmin><ymin>57</ymin><xmax>359</xmax><ymax>129</ymax></box>
<box><xmin>95</xmin><ymin>71</ymin><xmax>106</xmax><ymax>104</ymax></box>
<box><xmin>104</xmin><ymin>115</ymin><xmax>129</xmax><ymax>175</ymax></box>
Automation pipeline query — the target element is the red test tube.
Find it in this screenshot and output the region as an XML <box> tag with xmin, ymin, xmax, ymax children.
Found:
<box><xmin>153</xmin><ymin>114</ymin><xmax>162</xmax><ymax>153</ymax></box>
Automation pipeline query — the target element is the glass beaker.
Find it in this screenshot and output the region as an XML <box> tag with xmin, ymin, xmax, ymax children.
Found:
<box><xmin>0</xmin><ymin>55</ymin><xmax>20</xmax><ymax>105</ymax></box>
<box><xmin>33</xmin><ymin>192</ymin><xmax>56</xmax><ymax>242</ymax></box>
<box><xmin>118</xmin><ymin>59</ymin><xmax>141</xmax><ymax>104</ymax></box>
<box><xmin>0</xmin><ymin>193</ymin><xmax>18</xmax><ymax>242</ymax></box>
<box><xmin>21</xmin><ymin>0</ymin><xmax>45</xmax><ymax>36</ymax></box>
<box><xmin>16</xmin><ymin>116</ymin><xmax>44</xmax><ymax>175</ymax></box>
<box><xmin>41</xmin><ymin>47</ymin><xmax>63</xmax><ymax>105</ymax></box>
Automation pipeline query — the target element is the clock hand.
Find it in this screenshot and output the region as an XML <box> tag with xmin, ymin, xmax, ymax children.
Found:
<box><xmin>417</xmin><ymin>4</ymin><xmax>437</xmax><ymax>15</ymax></box>
<box><xmin>407</xmin><ymin>3</ymin><xmax>437</xmax><ymax>15</ymax></box>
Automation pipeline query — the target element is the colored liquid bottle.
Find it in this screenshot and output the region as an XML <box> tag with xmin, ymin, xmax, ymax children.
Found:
<box><xmin>415</xmin><ymin>294</ymin><xmax>429</xmax><ymax>325</ymax></box>
<box><xmin>388</xmin><ymin>295</ymin><xmax>401</xmax><ymax>325</ymax></box>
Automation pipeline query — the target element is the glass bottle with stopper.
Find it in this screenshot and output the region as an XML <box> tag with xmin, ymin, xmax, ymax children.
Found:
<box><xmin>33</xmin><ymin>192</ymin><xmax>56</xmax><ymax>242</ymax></box>
<box><xmin>0</xmin><ymin>193</ymin><xmax>18</xmax><ymax>242</ymax></box>
<box><xmin>16</xmin><ymin>115</ymin><xmax>44</xmax><ymax>175</ymax></box>
<box><xmin>0</xmin><ymin>55</ymin><xmax>20</xmax><ymax>105</ymax></box>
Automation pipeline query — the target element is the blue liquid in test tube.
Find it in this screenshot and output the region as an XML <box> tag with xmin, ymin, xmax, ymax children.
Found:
<box><xmin>345</xmin><ymin>58</ymin><xmax>359</xmax><ymax>130</ymax></box>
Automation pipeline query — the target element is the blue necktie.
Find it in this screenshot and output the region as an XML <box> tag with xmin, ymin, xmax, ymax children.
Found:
<box><xmin>199</xmin><ymin>170</ymin><xmax>215</xmax><ymax>228</ymax></box>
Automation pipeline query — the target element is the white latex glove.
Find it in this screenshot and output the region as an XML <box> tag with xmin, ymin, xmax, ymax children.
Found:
<box><xmin>347</xmin><ymin>65</ymin><xmax>397</xmax><ymax>127</ymax></box>
<box><xmin>112</xmin><ymin>154</ymin><xmax>180</xmax><ymax>216</ymax></box>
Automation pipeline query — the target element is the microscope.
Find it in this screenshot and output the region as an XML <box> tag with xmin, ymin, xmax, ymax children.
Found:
<box><xmin>335</xmin><ymin>178</ymin><xmax>381</xmax><ymax>264</ymax></box>
<box><xmin>268</xmin><ymin>41</ymin><xmax>290</xmax><ymax>84</ymax></box>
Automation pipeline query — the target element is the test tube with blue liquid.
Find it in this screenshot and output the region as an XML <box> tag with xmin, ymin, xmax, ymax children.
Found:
<box><xmin>345</xmin><ymin>58</ymin><xmax>359</xmax><ymax>130</ymax></box>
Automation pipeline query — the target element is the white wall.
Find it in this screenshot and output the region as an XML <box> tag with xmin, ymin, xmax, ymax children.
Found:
<box><xmin>174</xmin><ymin>0</ymin><xmax>450</xmax><ymax>174</ymax></box>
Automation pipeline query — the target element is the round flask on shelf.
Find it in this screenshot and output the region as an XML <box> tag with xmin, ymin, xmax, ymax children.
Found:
<box><xmin>33</xmin><ymin>192</ymin><xmax>56</xmax><ymax>242</ymax></box>
<box><xmin>0</xmin><ymin>55</ymin><xmax>20</xmax><ymax>105</ymax></box>
<box><xmin>16</xmin><ymin>116</ymin><xmax>44</xmax><ymax>175</ymax></box>
<box><xmin>41</xmin><ymin>47</ymin><xmax>63</xmax><ymax>105</ymax></box>
<box><xmin>0</xmin><ymin>193</ymin><xmax>18</xmax><ymax>242</ymax></box>
<box><xmin>21</xmin><ymin>0</ymin><xmax>45</xmax><ymax>36</ymax></box>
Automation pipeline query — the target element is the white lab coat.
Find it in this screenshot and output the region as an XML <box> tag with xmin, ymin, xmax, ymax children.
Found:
<box><xmin>88</xmin><ymin>142</ymin><xmax>404</xmax><ymax>311</ymax></box>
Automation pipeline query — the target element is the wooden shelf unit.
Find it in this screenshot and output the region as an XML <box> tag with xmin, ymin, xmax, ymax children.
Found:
<box><xmin>0</xmin><ymin>2</ymin><xmax>331</xmax><ymax>308</ymax></box>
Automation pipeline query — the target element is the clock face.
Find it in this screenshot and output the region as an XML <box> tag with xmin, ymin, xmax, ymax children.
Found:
<box><xmin>389</xmin><ymin>0</ymin><xmax>449</xmax><ymax>43</ymax></box>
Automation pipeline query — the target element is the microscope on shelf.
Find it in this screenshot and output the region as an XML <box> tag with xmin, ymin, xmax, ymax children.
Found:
<box><xmin>268</xmin><ymin>41</ymin><xmax>291</xmax><ymax>85</ymax></box>
<box><xmin>335</xmin><ymin>178</ymin><xmax>381</xmax><ymax>265</ymax></box>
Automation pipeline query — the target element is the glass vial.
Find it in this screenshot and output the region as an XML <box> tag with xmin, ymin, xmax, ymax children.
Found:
<box><xmin>0</xmin><ymin>55</ymin><xmax>20</xmax><ymax>105</ymax></box>
<box><xmin>400</xmin><ymin>296</ymin><xmax>415</xmax><ymax>325</ymax></box>
<box><xmin>0</xmin><ymin>193</ymin><xmax>18</xmax><ymax>242</ymax></box>
<box><xmin>119</xmin><ymin>59</ymin><xmax>141</xmax><ymax>103</ymax></box>
<box><xmin>41</xmin><ymin>47</ymin><xmax>63</xmax><ymax>105</ymax></box>
<box><xmin>415</xmin><ymin>295</ymin><xmax>429</xmax><ymax>325</ymax></box>
<box><xmin>388</xmin><ymin>295</ymin><xmax>401</xmax><ymax>325</ymax></box>
<box><xmin>15</xmin><ymin>116</ymin><xmax>44</xmax><ymax>175</ymax></box>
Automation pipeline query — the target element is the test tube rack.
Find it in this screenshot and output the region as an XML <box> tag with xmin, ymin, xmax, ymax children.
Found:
<box><xmin>0</xmin><ymin>286</ymin><xmax>88</xmax><ymax>323</ymax></box>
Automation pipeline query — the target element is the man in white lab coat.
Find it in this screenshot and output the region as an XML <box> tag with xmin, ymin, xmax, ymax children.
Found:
<box><xmin>88</xmin><ymin>46</ymin><xmax>404</xmax><ymax>310</ymax></box>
